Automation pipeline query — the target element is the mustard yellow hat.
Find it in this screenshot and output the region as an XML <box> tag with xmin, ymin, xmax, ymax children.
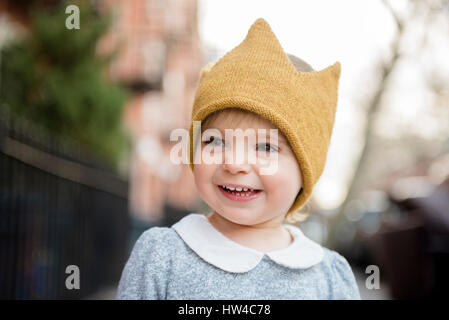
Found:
<box><xmin>188</xmin><ymin>18</ymin><xmax>341</xmax><ymax>223</ymax></box>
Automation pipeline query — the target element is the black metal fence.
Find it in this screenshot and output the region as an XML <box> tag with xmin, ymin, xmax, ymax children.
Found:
<box><xmin>0</xmin><ymin>109</ymin><xmax>130</xmax><ymax>299</ymax></box>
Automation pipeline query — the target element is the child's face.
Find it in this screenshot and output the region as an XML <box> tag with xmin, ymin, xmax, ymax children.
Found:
<box><xmin>193</xmin><ymin>112</ymin><xmax>303</xmax><ymax>226</ymax></box>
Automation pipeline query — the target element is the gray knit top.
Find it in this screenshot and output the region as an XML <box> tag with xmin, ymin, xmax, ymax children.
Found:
<box><xmin>116</xmin><ymin>213</ymin><xmax>361</xmax><ymax>300</ymax></box>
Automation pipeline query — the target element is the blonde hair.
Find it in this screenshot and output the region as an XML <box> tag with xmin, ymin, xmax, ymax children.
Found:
<box><xmin>199</xmin><ymin>54</ymin><xmax>314</xmax><ymax>224</ymax></box>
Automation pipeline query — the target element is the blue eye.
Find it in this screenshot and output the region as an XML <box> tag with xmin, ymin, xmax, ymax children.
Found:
<box><xmin>257</xmin><ymin>143</ymin><xmax>278</xmax><ymax>152</ymax></box>
<box><xmin>204</xmin><ymin>136</ymin><xmax>225</xmax><ymax>147</ymax></box>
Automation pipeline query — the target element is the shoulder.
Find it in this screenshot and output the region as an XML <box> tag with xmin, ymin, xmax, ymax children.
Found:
<box><xmin>320</xmin><ymin>247</ymin><xmax>362</xmax><ymax>300</ymax></box>
<box><xmin>116</xmin><ymin>226</ymin><xmax>184</xmax><ymax>299</ymax></box>
<box><xmin>132</xmin><ymin>226</ymin><xmax>183</xmax><ymax>259</ymax></box>
<box><xmin>320</xmin><ymin>247</ymin><xmax>352</xmax><ymax>270</ymax></box>
<box><xmin>138</xmin><ymin>226</ymin><xmax>180</xmax><ymax>246</ymax></box>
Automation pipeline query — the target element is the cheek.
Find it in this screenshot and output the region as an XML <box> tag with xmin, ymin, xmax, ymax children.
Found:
<box><xmin>261</xmin><ymin>158</ymin><xmax>301</xmax><ymax>202</ymax></box>
<box><xmin>193</xmin><ymin>163</ymin><xmax>215</xmax><ymax>194</ymax></box>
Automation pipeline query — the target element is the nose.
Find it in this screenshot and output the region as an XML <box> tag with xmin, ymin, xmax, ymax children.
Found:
<box><xmin>222</xmin><ymin>161</ymin><xmax>251</xmax><ymax>175</ymax></box>
<box><xmin>222</xmin><ymin>147</ymin><xmax>252</xmax><ymax>174</ymax></box>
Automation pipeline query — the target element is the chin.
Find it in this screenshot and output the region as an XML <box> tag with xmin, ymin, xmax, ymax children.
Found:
<box><xmin>220</xmin><ymin>209</ymin><xmax>264</xmax><ymax>225</ymax></box>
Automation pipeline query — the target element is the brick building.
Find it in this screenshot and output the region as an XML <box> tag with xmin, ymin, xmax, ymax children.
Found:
<box><xmin>99</xmin><ymin>0</ymin><xmax>204</xmax><ymax>224</ymax></box>
<box><xmin>0</xmin><ymin>0</ymin><xmax>205</xmax><ymax>225</ymax></box>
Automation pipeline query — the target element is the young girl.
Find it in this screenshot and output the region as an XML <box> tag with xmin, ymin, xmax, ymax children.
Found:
<box><xmin>116</xmin><ymin>18</ymin><xmax>361</xmax><ymax>300</ymax></box>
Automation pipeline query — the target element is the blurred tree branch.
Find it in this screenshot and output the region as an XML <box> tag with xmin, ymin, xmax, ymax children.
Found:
<box><xmin>325</xmin><ymin>0</ymin><xmax>449</xmax><ymax>249</ymax></box>
<box><xmin>325</xmin><ymin>0</ymin><xmax>416</xmax><ymax>248</ymax></box>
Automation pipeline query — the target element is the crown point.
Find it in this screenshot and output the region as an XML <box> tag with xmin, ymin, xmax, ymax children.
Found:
<box><xmin>254</xmin><ymin>18</ymin><xmax>269</xmax><ymax>25</ymax></box>
<box><xmin>248</xmin><ymin>18</ymin><xmax>272</xmax><ymax>33</ymax></box>
<box><xmin>331</xmin><ymin>61</ymin><xmax>341</xmax><ymax>79</ymax></box>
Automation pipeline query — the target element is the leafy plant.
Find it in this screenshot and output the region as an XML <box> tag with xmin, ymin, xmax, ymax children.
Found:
<box><xmin>0</xmin><ymin>2</ymin><xmax>130</xmax><ymax>169</ymax></box>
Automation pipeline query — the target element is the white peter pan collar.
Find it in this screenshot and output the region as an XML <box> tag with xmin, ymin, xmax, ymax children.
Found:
<box><xmin>171</xmin><ymin>213</ymin><xmax>324</xmax><ymax>273</ymax></box>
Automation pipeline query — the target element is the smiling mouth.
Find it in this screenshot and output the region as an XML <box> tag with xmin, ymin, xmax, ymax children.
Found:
<box><xmin>218</xmin><ymin>185</ymin><xmax>263</xmax><ymax>197</ymax></box>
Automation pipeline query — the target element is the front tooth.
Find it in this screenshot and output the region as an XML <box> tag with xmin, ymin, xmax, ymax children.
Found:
<box><xmin>243</xmin><ymin>188</ymin><xmax>248</xmax><ymax>191</ymax></box>
<box><xmin>236</xmin><ymin>193</ymin><xmax>240</xmax><ymax>196</ymax></box>
<box><xmin>236</xmin><ymin>187</ymin><xmax>242</xmax><ymax>192</ymax></box>
<box><xmin>228</xmin><ymin>186</ymin><xmax>235</xmax><ymax>191</ymax></box>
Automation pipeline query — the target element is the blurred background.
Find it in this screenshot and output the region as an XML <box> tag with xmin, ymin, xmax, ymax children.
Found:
<box><xmin>0</xmin><ymin>0</ymin><xmax>448</xmax><ymax>300</ymax></box>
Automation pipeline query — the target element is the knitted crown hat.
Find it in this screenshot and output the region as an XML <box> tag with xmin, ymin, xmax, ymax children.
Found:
<box><xmin>188</xmin><ymin>18</ymin><xmax>341</xmax><ymax>222</ymax></box>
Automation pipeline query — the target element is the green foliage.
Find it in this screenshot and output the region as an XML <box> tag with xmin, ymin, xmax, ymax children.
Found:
<box><xmin>0</xmin><ymin>2</ymin><xmax>130</xmax><ymax>169</ymax></box>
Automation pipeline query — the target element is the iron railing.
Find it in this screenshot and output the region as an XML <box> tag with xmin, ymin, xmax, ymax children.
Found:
<box><xmin>0</xmin><ymin>109</ymin><xmax>130</xmax><ymax>299</ymax></box>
